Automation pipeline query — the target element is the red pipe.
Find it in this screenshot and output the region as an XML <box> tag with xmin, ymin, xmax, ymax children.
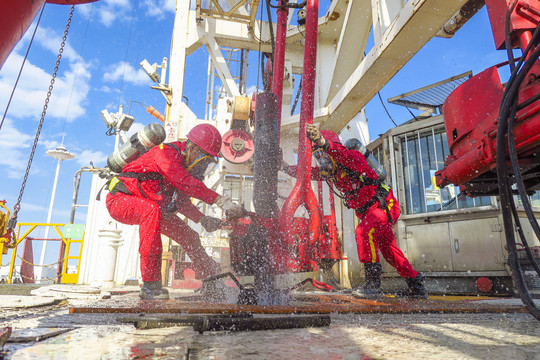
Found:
<box><xmin>279</xmin><ymin>0</ymin><xmax>320</xmax><ymax>271</ymax></box>
<box><xmin>327</xmin><ymin>184</ymin><xmax>340</xmax><ymax>259</ymax></box>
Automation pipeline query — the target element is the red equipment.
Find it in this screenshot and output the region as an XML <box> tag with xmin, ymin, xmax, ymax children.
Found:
<box><xmin>1</xmin><ymin>0</ymin><xmax>98</xmax><ymax>69</ymax></box>
<box><xmin>435</xmin><ymin>0</ymin><xmax>540</xmax><ymax>196</ymax></box>
<box><xmin>279</xmin><ymin>0</ymin><xmax>323</xmax><ymax>272</ymax></box>
<box><xmin>320</xmin><ymin>130</ymin><xmax>341</xmax><ymax>145</ymax></box>
<box><xmin>220</xmin><ymin>129</ymin><xmax>255</xmax><ymax>163</ymax></box>
<box><xmin>230</xmin><ymin>0</ymin><xmax>341</xmax><ymax>289</ymax></box>
<box><xmin>146</xmin><ymin>106</ymin><xmax>165</xmax><ymax>122</ymax></box>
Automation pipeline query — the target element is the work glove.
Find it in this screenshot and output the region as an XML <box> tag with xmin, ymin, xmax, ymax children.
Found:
<box><xmin>306</xmin><ymin>123</ymin><xmax>326</xmax><ymax>147</ymax></box>
<box><xmin>200</xmin><ymin>216</ymin><xmax>222</xmax><ymax>232</ymax></box>
<box><xmin>214</xmin><ymin>195</ymin><xmax>244</xmax><ymax>219</ymax></box>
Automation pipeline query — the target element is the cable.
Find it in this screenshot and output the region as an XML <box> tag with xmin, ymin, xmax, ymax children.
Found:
<box><xmin>290</xmin><ymin>78</ymin><xmax>302</xmax><ymax>115</ymax></box>
<box><xmin>377</xmin><ymin>92</ymin><xmax>397</xmax><ymax>126</ymax></box>
<box><xmin>365</xmin><ymin>49</ymin><xmax>397</xmax><ymax>127</ymax></box>
<box><xmin>117</xmin><ymin>0</ymin><xmax>138</xmax><ymax>107</ymax></box>
<box><xmin>256</xmin><ymin>0</ymin><xmax>264</xmax><ymax>93</ymax></box>
<box><xmin>0</xmin><ymin>4</ymin><xmax>46</xmax><ymax>133</ymax></box>
<box><xmin>265</xmin><ymin>0</ymin><xmax>275</xmax><ymax>64</ymax></box>
<box><xmin>62</xmin><ymin>1</ymin><xmax>95</xmax><ymax>136</ymax></box>
<box><xmin>495</xmin><ymin>7</ymin><xmax>540</xmax><ymax>320</ymax></box>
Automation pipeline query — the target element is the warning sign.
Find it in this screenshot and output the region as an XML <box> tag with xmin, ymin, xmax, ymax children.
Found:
<box><xmin>164</xmin><ymin>121</ymin><xmax>178</xmax><ymax>142</ymax></box>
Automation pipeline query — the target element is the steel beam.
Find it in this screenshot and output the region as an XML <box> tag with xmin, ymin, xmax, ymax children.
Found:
<box><xmin>204</xmin><ymin>35</ymin><xmax>241</xmax><ymax>97</ymax></box>
<box><xmin>324</xmin><ymin>0</ymin><xmax>469</xmax><ymax>132</ymax></box>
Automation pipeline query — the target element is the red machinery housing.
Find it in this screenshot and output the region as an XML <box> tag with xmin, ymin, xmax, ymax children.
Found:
<box><xmin>435</xmin><ymin>0</ymin><xmax>540</xmax><ymax>196</ymax></box>
<box><xmin>1</xmin><ymin>1</ymin><xmax>98</xmax><ymax>69</ymax></box>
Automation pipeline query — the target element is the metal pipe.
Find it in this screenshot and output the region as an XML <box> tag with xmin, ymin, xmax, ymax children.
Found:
<box><xmin>296</xmin><ymin>0</ymin><xmax>318</xmax><ymax>190</ymax></box>
<box><xmin>193</xmin><ymin>314</ymin><xmax>331</xmax><ymax>333</ymax></box>
<box><xmin>327</xmin><ymin>184</ymin><xmax>340</xmax><ymax>259</ymax></box>
<box><xmin>253</xmin><ymin>92</ymin><xmax>280</xmax><ymax>218</ymax></box>
<box><xmin>39</xmin><ymin>158</ymin><xmax>62</xmax><ymax>272</ymax></box>
<box><xmin>278</xmin><ymin>0</ymin><xmax>321</xmax><ymax>271</ymax></box>
<box><xmin>271</xmin><ymin>0</ymin><xmax>289</xmax><ymax>123</ymax></box>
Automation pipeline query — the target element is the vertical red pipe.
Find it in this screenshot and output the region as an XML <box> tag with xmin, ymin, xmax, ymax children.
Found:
<box><xmin>296</xmin><ymin>0</ymin><xmax>318</xmax><ymax>190</ymax></box>
<box><xmin>272</xmin><ymin>0</ymin><xmax>289</xmax><ymax>123</ymax></box>
<box><xmin>279</xmin><ymin>0</ymin><xmax>320</xmax><ymax>271</ymax></box>
<box><xmin>327</xmin><ymin>184</ymin><xmax>341</xmax><ymax>259</ymax></box>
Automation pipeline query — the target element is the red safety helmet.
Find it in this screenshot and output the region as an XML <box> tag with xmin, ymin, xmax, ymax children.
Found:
<box><xmin>186</xmin><ymin>124</ymin><xmax>222</xmax><ymax>157</ymax></box>
<box><xmin>320</xmin><ymin>130</ymin><xmax>341</xmax><ymax>144</ymax></box>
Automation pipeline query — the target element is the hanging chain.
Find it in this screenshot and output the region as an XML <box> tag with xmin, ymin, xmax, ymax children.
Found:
<box><xmin>11</xmin><ymin>6</ymin><xmax>74</xmax><ymax>221</ymax></box>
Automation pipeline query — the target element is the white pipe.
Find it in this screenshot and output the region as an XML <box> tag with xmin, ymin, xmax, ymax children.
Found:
<box><xmin>93</xmin><ymin>228</ymin><xmax>124</xmax><ymax>288</ymax></box>
<box><xmin>39</xmin><ymin>158</ymin><xmax>61</xmax><ymax>275</ymax></box>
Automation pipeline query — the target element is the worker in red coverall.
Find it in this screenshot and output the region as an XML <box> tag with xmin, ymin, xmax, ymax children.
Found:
<box><xmin>106</xmin><ymin>124</ymin><xmax>243</xmax><ymax>300</ymax></box>
<box><xmin>301</xmin><ymin>124</ymin><xmax>428</xmax><ymax>299</ymax></box>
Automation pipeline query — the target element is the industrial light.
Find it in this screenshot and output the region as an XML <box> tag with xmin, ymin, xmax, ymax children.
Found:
<box><xmin>100</xmin><ymin>109</ymin><xmax>134</xmax><ymax>132</ymax></box>
<box><xmin>117</xmin><ymin>114</ymin><xmax>134</xmax><ymax>131</ymax></box>
<box><xmin>140</xmin><ymin>59</ymin><xmax>160</xmax><ymax>83</ymax></box>
<box><xmin>100</xmin><ymin>109</ymin><xmax>116</xmax><ymax>128</ymax></box>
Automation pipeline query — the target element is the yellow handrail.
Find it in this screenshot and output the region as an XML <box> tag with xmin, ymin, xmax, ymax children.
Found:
<box><xmin>4</xmin><ymin>223</ymin><xmax>84</xmax><ymax>284</ymax></box>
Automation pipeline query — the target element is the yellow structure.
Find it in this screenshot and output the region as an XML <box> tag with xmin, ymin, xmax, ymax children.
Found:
<box><xmin>2</xmin><ymin>222</ymin><xmax>84</xmax><ymax>284</ymax></box>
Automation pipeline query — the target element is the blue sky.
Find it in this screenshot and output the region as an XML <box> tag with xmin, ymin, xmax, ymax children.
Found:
<box><xmin>0</xmin><ymin>0</ymin><xmax>509</xmax><ymax>234</ymax></box>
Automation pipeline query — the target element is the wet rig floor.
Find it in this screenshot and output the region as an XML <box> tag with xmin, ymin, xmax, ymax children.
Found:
<box><xmin>0</xmin><ymin>285</ymin><xmax>538</xmax><ymax>359</ymax></box>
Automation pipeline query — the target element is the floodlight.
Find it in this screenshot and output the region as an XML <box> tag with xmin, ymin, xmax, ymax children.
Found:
<box><xmin>140</xmin><ymin>59</ymin><xmax>160</xmax><ymax>83</ymax></box>
<box><xmin>118</xmin><ymin>114</ymin><xmax>134</xmax><ymax>132</ymax></box>
<box><xmin>100</xmin><ymin>109</ymin><xmax>116</xmax><ymax>128</ymax></box>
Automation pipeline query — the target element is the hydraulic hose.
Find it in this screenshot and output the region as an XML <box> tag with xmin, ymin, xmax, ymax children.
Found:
<box><xmin>496</xmin><ymin>8</ymin><xmax>540</xmax><ymax>320</ymax></box>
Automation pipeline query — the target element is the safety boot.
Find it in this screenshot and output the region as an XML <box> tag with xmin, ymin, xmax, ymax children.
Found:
<box><xmin>352</xmin><ymin>263</ymin><xmax>383</xmax><ymax>299</ymax></box>
<box><xmin>139</xmin><ymin>281</ymin><xmax>169</xmax><ymax>300</ymax></box>
<box><xmin>395</xmin><ymin>273</ymin><xmax>428</xmax><ymax>299</ymax></box>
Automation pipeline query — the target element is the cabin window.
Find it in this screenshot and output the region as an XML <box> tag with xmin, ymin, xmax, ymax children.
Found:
<box><xmin>400</xmin><ymin>126</ymin><xmax>493</xmax><ymax>215</ymax></box>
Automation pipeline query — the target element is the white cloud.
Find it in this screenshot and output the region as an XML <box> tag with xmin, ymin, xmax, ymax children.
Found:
<box><xmin>142</xmin><ymin>0</ymin><xmax>176</xmax><ymax>18</ymax></box>
<box><xmin>40</xmin><ymin>139</ymin><xmax>62</xmax><ymax>152</ymax></box>
<box><xmin>102</xmin><ymin>61</ymin><xmax>152</xmax><ymax>86</ymax></box>
<box><xmin>98</xmin><ymin>85</ymin><xmax>115</xmax><ymax>93</ymax></box>
<box><xmin>34</xmin><ymin>27</ymin><xmax>82</xmax><ymax>63</ymax></box>
<box><xmin>0</xmin><ymin>25</ymin><xmax>92</xmax><ymax>124</ymax></box>
<box><xmin>0</xmin><ymin>24</ymin><xmax>96</xmax><ymax>180</ymax></box>
<box><xmin>75</xmin><ymin>149</ymin><xmax>108</xmax><ymax>167</ymax></box>
<box><xmin>0</xmin><ymin>118</ymin><xmax>33</xmax><ymax>179</ymax></box>
<box><xmin>106</xmin><ymin>0</ymin><xmax>131</xmax><ymax>6</ymax></box>
<box><xmin>77</xmin><ymin>0</ymin><xmax>133</xmax><ymax>27</ymax></box>
<box><xmin>0</xmin><ymin>53</ymin><xmax>90</xmax><ymax>122</ymax></box>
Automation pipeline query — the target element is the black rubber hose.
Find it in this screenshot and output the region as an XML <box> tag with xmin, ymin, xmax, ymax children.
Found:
<box><xmin>496</xmin><ymin>21</ymin><xmax>540</xmax><ymax>320</ymax></box>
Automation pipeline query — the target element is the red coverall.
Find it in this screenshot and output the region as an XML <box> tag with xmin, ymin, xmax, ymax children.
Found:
<box><xmin>106</xmin><ymin>141</ymin><xmax>220</xmax><ymax>282</ymax></box>
<box><xmin>288</xmin><ymin>141</ymin><xmax>418</xmax><ymax>279</ymax></box>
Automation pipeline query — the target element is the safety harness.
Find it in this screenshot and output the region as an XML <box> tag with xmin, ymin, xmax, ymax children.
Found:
<box><xmin>97</xmin><ymin>143</ymin><xmax>183</xmax><ymax>201</ymax></box>
<box><xmin>327</xmin><ymin>165</ymin><xmax>395</xmax><ymax>225</ymax></box>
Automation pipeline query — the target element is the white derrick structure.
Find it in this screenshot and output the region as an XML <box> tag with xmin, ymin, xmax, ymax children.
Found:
<box><xmin>80</xmin><ymin>0</ymin><xmax>473</xmax><ymax>286</ymax></box>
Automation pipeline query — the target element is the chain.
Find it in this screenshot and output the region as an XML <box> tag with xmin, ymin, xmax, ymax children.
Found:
<box><xmin>12</xmin><ymin>6</ymin><xmax>75</xmax><ymax>219</ymax></box>
<box><xmin>17</xmin><ymin>254</ymin><xmax>63</xmax><ymax>268</ymax></box>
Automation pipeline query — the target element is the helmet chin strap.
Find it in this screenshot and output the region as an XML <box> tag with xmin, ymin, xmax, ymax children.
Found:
<box><xmin>183</xmin><ymin>141</ymin><xmax>217</xmax><ymax>177</ymax></box>
<box><xmin>313</xmin><ymin>148</ymin><xmax>336</xmax><ymax>178</ymax></box>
